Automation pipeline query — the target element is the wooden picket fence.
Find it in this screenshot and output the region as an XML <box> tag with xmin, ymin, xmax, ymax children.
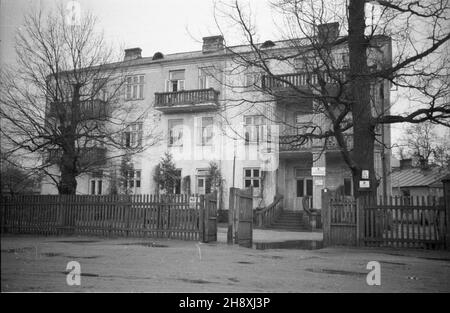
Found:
<box><xmin>322</xmin><ymin>192</ymin><xmax>448</xmax><ymax>250</ymax></box>
<box><xmin>362</xmin><ymin>196</ymin><xmax>446</xmax><ymax>249</ymax></box>
<box><xmin>0</xmin><ymin>193</ymin><xmax>218</xmax><ymax>242</ymax></box>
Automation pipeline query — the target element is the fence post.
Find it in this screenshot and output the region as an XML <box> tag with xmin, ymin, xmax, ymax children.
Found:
<box><xmin>227</xmin><ymin>188</ymin><xmax>236</xmax><ymax>245</ymax></box>
<box><xmin>199</xmin><ymin>194</ymin><xmax>205</xmax><ymax>242</ymax></box>
<box><xmin>204</xmin><ymin>194</ymin><xmax>210</xmax><ymax>243</ymax></box>
<box><xmin>321</xmin><ymin>189</ymin><xmax>330</xmax><ymax>247</ymax></box>
<box><xmin>442</xmin><ymin>175</ymin><xmax>450</xmax><ymax>250</ymax></box>
<box><xmin>356</xmin><ymin>196</ymin><xmax>365</xmax><ymax>247</ymax></box>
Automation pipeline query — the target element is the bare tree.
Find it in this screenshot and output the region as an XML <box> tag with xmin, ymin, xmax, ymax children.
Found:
<box><xmin>213</xmin><ymin>0</ymin><xmax>450</xmax><ymax>197</ymax></box>
<box><xmin>0</xmin><ymin>6</ymin><xmax>159</xmax><ymax>194</ymax></box>
<box><xmin>397</xmin><ymin>122</ymin><xmax>450</xmax><ymax>168</ymax></box>
<box><xmin>0</xmin><ymin>150</ymin><xmax>41</xmax><ymax>195</ymax></box>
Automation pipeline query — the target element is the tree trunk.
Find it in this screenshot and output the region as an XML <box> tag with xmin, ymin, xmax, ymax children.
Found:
<box><xmin>348</xmin><ymin>0</ymin><xmax>377</xmax><ymax>198</ymax></box>
<box><xmin>59</xmin><ymin>150</ymin><xmax>78</xmax><ymax>194</ymax></box>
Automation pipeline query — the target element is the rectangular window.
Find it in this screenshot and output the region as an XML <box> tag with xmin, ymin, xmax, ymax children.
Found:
<box><xmin>306</xmin><ymin>179</ymin><xmax>313</xmax><ymax>196</ymax></box>
<box><xmin>124</xmin><ymin>122</ymin><xmax>143</xmax><ymax>148</ymax></box>
<box><xmin>344</xmin><ymin>178</ymin><xmax>352</xmax><ymax>196</ymax></box>
<box><xmin>294</xmin><ymin>57</ymin><xmax>307</xmax><ymax>71</ymax></box>
<box><xmin>243</xmin><ymin>168</ymin><xmax>261</xmax><ymax>189</ymax></box>
<box><xmin>168</xmin><ymin>119</ymin><xmax>183</xmax><ymax>146</ymax></box>
<box><xmin>126</xmin><ymin>75</ymin><xmax>144</xmax><ymax>100</ymax></box>
<box><xmin>294</xmin><ymin>112</ymin><xmax>314</xmax><ymax>135</ymax></box>
<box><xmin>200</xmin><ymin>117</ymin><xmax>213</xmax><ymax>146</ymax></box>
<box><xmin>199</xmin><ymin>67</ymin><xmax>214</xmax><ymax>89</ymax></box>
<box><xmin>89</xmin><ymin>179</ymin><xmax>103</xmax><ymax>195</ymax></box>
<box><xmin>124</xmin><ymin>169</ymin><xmax>141</xmax><ymax>193</ymax></box>
<box><xmin>174</xmin><ymin>169</ymin><xmax>181</xmax><ymax>194</ymax></box>
<box><xmin>244</xmin><ymin>115</ymin><xmax>265</xmax><ymax>145</ymax></box>
<box><xmin>167</xmin><ymin>70</ymin><xmax>185</xmax><ymax>92</ymax></box>
<box><xmin>296</xmin><ymin>180</ymin><xmax>304</xmax><ymax>197</ymax></box>
<box><xmin>245</xmin><ymin>71</ymin><xmax>261</xmax><ymax>88</ymax></box>
<box><xmin>93</xmin><ymin>78</ymin><xmax>108</xmax><ymax>101</ymax></box>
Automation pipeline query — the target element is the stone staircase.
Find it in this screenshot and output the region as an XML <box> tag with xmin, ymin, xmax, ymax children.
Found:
<box><xmin>266</xmin><ymin>210</ymin><xmax>311</xmax><ymax>232</ymax></box>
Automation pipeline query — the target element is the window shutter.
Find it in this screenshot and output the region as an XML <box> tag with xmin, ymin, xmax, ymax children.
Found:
<box><xmin>126</xmin><ymin>85</ymin><xmax>131</xmax><ymax>100</ymax></box>
<box><xmin>179</xmin><ymin>80</ymin><xmax>185</xmax><ymax>91</ymax></box>
<box><xmin>194</xmin><ymin>117</ymin><xmax>202</xmax><ymax>145</ymax></box>
<box><xmin>165</xmin><ymin>80</ymin><xmax>170</xmax><ymax>92</ymax></box>
<box><xmin>139</xmin><ymin>84</ymin><xmax>144</xmax><ymax>99</ymax></box>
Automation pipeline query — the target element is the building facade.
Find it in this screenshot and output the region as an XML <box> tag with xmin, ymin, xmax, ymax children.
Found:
<box><xmin>41</xmin><ymin>24</ymin><xmax>392</xmax><ymax>212</ymax></box>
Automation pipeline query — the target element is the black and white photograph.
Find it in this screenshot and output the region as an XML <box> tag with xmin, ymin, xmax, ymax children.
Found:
<box><xmin>0</xmin><ymin>0</ymin><xmax>449</xmax><ymax>297</ymax></box>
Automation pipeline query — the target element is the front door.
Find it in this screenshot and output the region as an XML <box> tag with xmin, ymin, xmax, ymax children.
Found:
<box><xmin>196</xmin><ymin>176</ymin><xmax>211</xmax><ymax>195</ymax></box>
<box><xmin>294</xmin><ymin>178</ymin><xmax>313</xmax><ymax>211</ymax></box>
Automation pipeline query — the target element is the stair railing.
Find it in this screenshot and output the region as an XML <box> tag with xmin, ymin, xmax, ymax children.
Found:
<box><xmin>255</xmin><ymin>194</ymin><xmax>284</xmax><ymax>227</ymax></box>
<box><xmin>302</xmin><ymin>196</ymin><xmax>321</xmax><ymax>230</ymax></box>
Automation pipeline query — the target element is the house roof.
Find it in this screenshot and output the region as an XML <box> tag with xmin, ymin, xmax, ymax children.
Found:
<box><xmin>391</xmin><ymin>167</ymin><xmax>449</xmax><ymax>188</ymax></box>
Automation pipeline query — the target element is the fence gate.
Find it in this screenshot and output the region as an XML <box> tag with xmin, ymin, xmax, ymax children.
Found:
<box><xmin>362</xmin><ymin>196</ymin><xmax>446</xmax><ymax>250</ymax></box>
<box><xmin>228</xmin><ymin>187</ymin><xmax>253</xmax><ymax>248</ymax></box>
<box><xmin>322</xmin><ymin>191</ymin><xmax>357</xmax><ymax>246</ymax></box>
<box><xmin>203</xmin><ymin>191</ymin><xmax>218</xmax><ymax>243</ymax></box>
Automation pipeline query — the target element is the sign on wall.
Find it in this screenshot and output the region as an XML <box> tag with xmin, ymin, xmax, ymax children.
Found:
<box><xmin>359</xmin><ymin>180</ymin><xmax>370</xmax><ymax>188</ymax></box>
<box><xmin>311</xmin><ymin>167</ymin><xmax>326</xmax><ymax>176</ymax></box>
<box><xmin>361</xmin><ymin>170</ymin><xmax>369</xmax><ymax>179</ymax></box>
<box><xmin>189</xmin><ymin>196</ymin><xmax>198</xmax><ymax>209</ymax></box>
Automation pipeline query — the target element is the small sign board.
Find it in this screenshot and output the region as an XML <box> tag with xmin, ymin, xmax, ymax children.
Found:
<box><xmin>189</xmin><ymin>196</ymin><xmax>198</xmax><ymax>209</ymax></box>
<box><xmin>311</xmin><ymin>167</ymin><xmax>326</xmax><ymax>176</ymax></box>
<box><xmin>359</xmin><ymin>180</ymin><xmax>370</xmax><ymax>188</ymax></box>
<box><xmin>362</xmin><ymin>170</ymin><xmax>369</xmax><ymax>179</ymax></box>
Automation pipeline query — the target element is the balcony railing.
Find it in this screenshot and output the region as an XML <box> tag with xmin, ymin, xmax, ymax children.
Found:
<box><xmin>47</xmin><ymin>99</ymin><xmax>109</xmax><ymax>120</ymax></box>
<box><xmin>262</xmin><ymin>70</ymin><xmax>347</xmax><ymax>90</ymax></box>
<box><xmin>47</xmin><ymin>147</ymin><xmax>107</xmax><ymax>166</ymax></box>
<box><xmin>324</xmin><ymin>134</ymin><xmax>353</xmax><ymax>150</ymax></box>
<box><xmin>279</xmin><ymin>131</ymin><xmax>353</xmax><ymax>153</ymax></box>
<box><xmin>154</xmin><ymin>88</ymin><xmax>219</xmax><ymax>113</ymax></box>
<box><xmin>279</xmin><ymin>134</ymin><xmax>313</xmax><ymax>152</ymax></box>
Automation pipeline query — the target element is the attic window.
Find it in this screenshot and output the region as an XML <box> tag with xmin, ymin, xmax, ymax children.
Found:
<box><xmin>261</xmin><ymin>40</ymin><xmax>275</xmax><ymax>49</ymax></box>
<box><xmin>152</xmin><ymin>52</ymin><xmax>164</xmax><ymax>60</ymax></box>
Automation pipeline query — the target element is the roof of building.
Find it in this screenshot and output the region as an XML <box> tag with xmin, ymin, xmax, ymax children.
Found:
<box><xmin>53</xmin><ymin>34</ymin><xmax>391</xmax><ymax>77</ymax></box>
<box><xmin>391</xmin><ymin>166</ymin><xmax>449</xmax><ymax>188</ymax></box>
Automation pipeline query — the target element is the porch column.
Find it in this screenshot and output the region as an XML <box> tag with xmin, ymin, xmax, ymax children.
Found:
<box><xmin>312</xmin><ymin>152</ymin><xmax>326</xmax><ymax>210</ymax></box>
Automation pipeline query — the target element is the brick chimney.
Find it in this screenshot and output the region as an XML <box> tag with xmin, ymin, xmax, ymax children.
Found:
<box><xmin>124</xmin><ymin>48</ymin><xmax>142</xmax><ymax>61</ymax></box>
<box><xmin>202</xmin><ymin>35</ymin><xmax>224</xmax><ymax>53</ymax></box>
<box><xmin>317</xmin><ymin>22</ymin><xmax>339</xmax><ymax>43</ymax></box>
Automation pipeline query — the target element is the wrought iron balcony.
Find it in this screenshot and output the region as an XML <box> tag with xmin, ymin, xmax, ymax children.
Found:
<box><xmin>323</xmin><ymin>134</ymin><xmax>353</xmax><ymax>150</ymax></box>
<box><xmin>47</xmin><ymin>99</ymin><xmax>110</xmax><ymax>120</ymax></box>
<box><xmin>262</xmin><ymin>70</ymin><xmax>347</xmax><ymax>90</ymax></box>
<box><xmin>279</xmin><ymin>134</ymin><xmax>313</xmax><ymax>152</ymax></box>
<box><xmin>279</xmin><ymin>130</ymin><xmax>353</xmax><ymax>153</ymax></box>
<box><xmin>154</xmin><ymin>88</ymin><xmax>220</xmax><ymax>113</ymax></box>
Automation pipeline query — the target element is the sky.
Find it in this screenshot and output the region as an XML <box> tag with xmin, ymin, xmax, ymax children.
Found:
<box><xmin>0</xmin><ymin>0</ymin><xmax>447</xmax><ymax>149</ymax></box>
<box><xmin>0</xmin><ymin>0</ymin><xmax>276</xmax><ymax>65</ymax></box>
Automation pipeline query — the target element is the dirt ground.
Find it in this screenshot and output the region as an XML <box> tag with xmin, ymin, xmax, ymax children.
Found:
<box><xmin>1</xmin><ymin>234</ymin><xmax>450</xmax><ymax>292</ymax></box>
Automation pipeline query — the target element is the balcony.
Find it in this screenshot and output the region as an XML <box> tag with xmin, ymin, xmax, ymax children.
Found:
<box><xmin>262</xmin><ymin>70</ymin><xmax>347</xmax><ymax>90</ymax></box>
<box><xmin>47</xmin><ymin>147</ymin><xmax>107</xmax><ymax>167</ymax></box>
<box><xmin>279</xmin><ymin>133</ymin><xmax>313</xmax><ymax>152</ymax></box>
<box><xmin>279</xmin><ymin>131</ymin><xmax>353</xmax><ymax>155</ymax></box>
<box><xmin>47</xmin><ymin>99</ymin><xmax>109</xmax><ymax>120</ymax></box>
<box><xmin>154</xmin><ymin>88</ymin><xmax>220</xmax><ymax>113</ymax></box>
<box><xmin>323</xmin><ymin>134</ymin><xmax>353</xmax><ymax>151</ymax></box>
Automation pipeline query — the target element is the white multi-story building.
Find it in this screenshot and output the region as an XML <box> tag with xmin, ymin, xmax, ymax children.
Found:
<box><xmin>41</xmin><ymin>23</ymin><xmax>392</xmax><ymax>212</ymax></box>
